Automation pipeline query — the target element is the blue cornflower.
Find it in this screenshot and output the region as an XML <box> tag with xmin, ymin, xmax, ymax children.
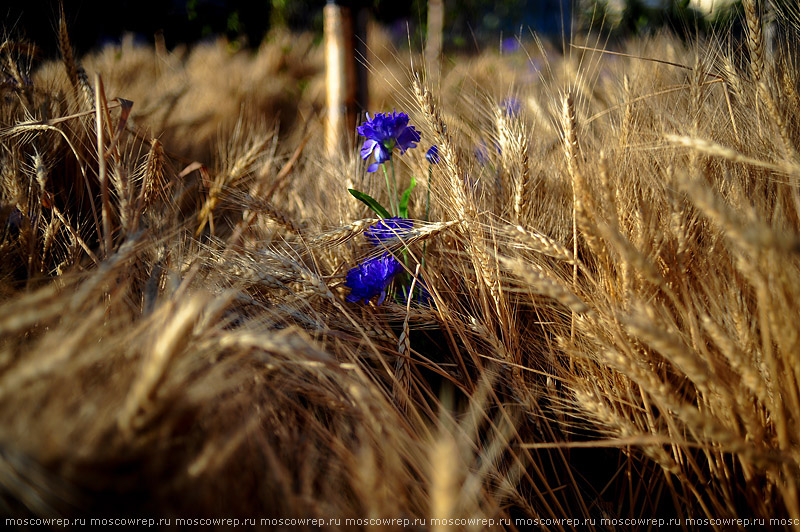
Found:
<box><xmin>358</xmin><ymin>111</ymin><xmax>421</xmax><ymax>172</ymax></box>
<box><xmin>365</xmin><ymin>217</ymin><xmax>413</xmax><ymax>246</ymax></box>
<box><xmin>426</xmin><ymin>145</ymin><xmax>440</xmax><ymax>165</ymax></box>
<box><xmin>345</xmin><ymin>253</ymin><xmax>404</xmax><ymax>305</ymax></box>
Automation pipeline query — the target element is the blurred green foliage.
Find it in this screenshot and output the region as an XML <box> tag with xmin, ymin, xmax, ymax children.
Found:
<box><xmin>578</xmin><ymin>0</ymin><xmax>745</xmax><ymax>37</ymax></box>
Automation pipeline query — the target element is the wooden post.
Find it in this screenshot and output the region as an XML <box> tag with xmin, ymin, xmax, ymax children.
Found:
<box><xmin>325</xmin><ymin>2</ymin><xmax>348</xmax><ymax>155</ymax></box>
<box><xmin>324</xmin><ymin>1</ymin><xmax>368</xmax><ymax>156</ymax></box>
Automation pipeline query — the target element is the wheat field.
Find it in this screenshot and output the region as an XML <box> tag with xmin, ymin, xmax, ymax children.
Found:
<box><xmin>2</xmin><ymin>3</ymin><xmax>800</xmax><ymax>529</ymax></box>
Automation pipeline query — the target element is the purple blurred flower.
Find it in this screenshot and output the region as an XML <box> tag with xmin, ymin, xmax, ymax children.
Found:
<box><xmin>426</xmin><ymin>145</ymin><xmax>440</xmax><ymax>165</ymax></box>
<box><xmin>501</xmin><ymin>37</ymin><xmax>520</xmax><ymax>53</ymax></box>
<box><xmin>502</xmin><ymin>97</ymin><xmax>521</xmax><ymax>118</ymax></box>
<box><xmin>358</xmin><ymin>111</ymin><xmax>421</xmax><ymax>172</ymax></box>
<box><xmin>474</xmin><ymin>141</ymin><xmax>489</xmax><ymax>166</ymax></box>
<box><xmin>365</xmin><ymin>217</ymin><xmax>413</xmax><ymax>246</ymax></box>
<box><xmin>345</xmin><ymin>253</ymin><xmax>404</xmax><ymax>305</ymax></box>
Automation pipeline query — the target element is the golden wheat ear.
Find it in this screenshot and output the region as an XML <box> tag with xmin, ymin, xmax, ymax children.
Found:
<box><xmin>57</xmin><ymin>5</ymin><xmax>93</xmax><ymax>110</ymax></box>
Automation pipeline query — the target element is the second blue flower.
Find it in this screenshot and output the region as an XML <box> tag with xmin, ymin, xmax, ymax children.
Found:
<box><xmin>365</xmin><ymin>217</ymin><xmax>413</xmax><ymax>246</ymax></box>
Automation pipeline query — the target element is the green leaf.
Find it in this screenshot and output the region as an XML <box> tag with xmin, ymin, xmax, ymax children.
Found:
<box><xmin>348</xmin><ymin>189</ymin><xmax>391</xmax><ymax>219</ymax></box>
<box><xmin>398</xmin><ymin>176</ymin><xmax>417</xmax><ymax>219</ymax></box>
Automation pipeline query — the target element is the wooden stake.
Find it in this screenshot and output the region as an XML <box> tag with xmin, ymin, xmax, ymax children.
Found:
<box><xmin>325</xmin><ymin>3</ymin><xmax>354</xmax><ymax>155</ymax></box>
<box><xmin>324</xmin><ymin>2</ymin><xmax>368</xmax><ymax>156</ymax></box>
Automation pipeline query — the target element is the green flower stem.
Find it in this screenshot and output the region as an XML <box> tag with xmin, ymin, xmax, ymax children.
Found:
<box><xmin>393</xmin><ymin>159</ymin><xmax>408</xmax><ymax>271</ymax></box>
<box><xmin>422</xmin><ymin>165</ymin><xmax>432</xmax><ymax>269</ymax></box>
<box><xmin>381</xmin><ymin>164</ymin><xmax>397</xmax><ymax>216</ymax></box>
<box><xmin>389</xmin><ymin>159</ymin><xmax>400</xmax><ymax>217</ymax></box>
<box><xmin>425</xmin><ymin>165</ymin><xmax>432</xmax><ymax>222</ymax></box>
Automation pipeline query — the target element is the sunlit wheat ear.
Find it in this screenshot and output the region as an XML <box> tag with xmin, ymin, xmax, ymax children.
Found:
<box><xmin>512</xmin><ymin>150</ymin><xmax>533</xmax><ymax>224</ymax></box>
<box><xmin>412</xmin><ymin>74</ymin><xmax>473</xmax><ymax>222</ymax></box>
<box><xmin>571</xmin><ymin>386</ymin><xmax>679</xmax><ymax>474</ymax></box>
<box><xmin>720</xmin><ymin>53</ymin><xmax>743</xmax><ymax>101</ymax></box>
<box><xmin>141</xmin><ymin>138</ymin><xmax>166</xmax><ymax>211</ymax></box>
<box><xmin>689</xmin><ymin>56</ymin><xmax>711</xmax><ymax>187</ymax></box>
<box><xmin>378</xmin><ymin>220</ymin><xmax>460</xmax><ymax>252</ymax></box>
<box><xmin>623</xmin><ymin>306</ymin><xmax>713</xmax><ymax>394</ymax></box>
<box><xmin>508</xmin><ymin>224</ymin><xmax>575</xmax><ymax>264</ymax></box>
<box><xmin>308</xmin><ymin>218</ymin><xmax>380</xmax><ymax>247</ymax></box>
<box><xmin>778</xmin><ymin>61</ymin><xmax>800</xmax><ymax>117</ymax></box>
<box><xmin>664</xmin><ymin>134</ymin><xmax>800</xmax><ymax>175</ymax></box>
<box><xmin>404</xmin><ymin>76</ymin><xmax>505</xmax><ymax>319</ymax></box>
<box><xmin>619</xmin><ymin>74</ymin><xmax>633</xmax><ymax>149</ymax></box>
<box><xmin>561</xmin><ymin>91</ymin><xmax>609</xmax><ymax>270</ymax></box>
<box><xmin>259</xmin><ymin>201</ymin><xmax>303</xmax><ymax>234</ymax></box>
<box><xmin>30</xmin><ymin>149</ymin><xmax>48</xmax><ymax>199</ymax></box>
<box><xmin>498</xmin><ymin>255</ymin><xmax>589</xmax><ymax>314</ymax></box>
<box><xmin>393</xmin><ymin>334</ymin><xmax>411</xmax><ymax>412</ymax></box>
<box><xmin>110</xmin><ymin>164</ymin><xmax>131</xmax><ymax>235</ymax></box>
<box><xmin>743</xmin><ymin>0</ymin><xmax>765</xmax><ymax>84</ymax></box>
<box><xmin>469</xmin><ymin>223</ymin><xmax>505</xmax><ymax>322</ymax></box>
<box><xmin>588</xmin><ymin>344</ymin><xmax>759</xmax><ymax>468</ymax></box>
<box><xmin>492</xmin><ymin>104</ymin><xmax>531</xmax><ymax>222</ymax></box>
<box><xmin>197</xmin><ymin>116</ymin><xmax>275</xmax><ymax>236</ymax></box>
<box><xmin>260</xmin><ymin>250</ymin><xmax>343</xmax><ymax>307</ymax></box>
<box><xmin>743</xmin><ymin>0</ymin><xmax>796</xmax><ymax>165</ymax></box>
<box><xmin>393</xmin><ymin>267</ymin><xmax>417</xmax><ymax>413</ymax></box>
<box><xmin>57</xmin><ymin>12</ymin><xmax>78</xmax><ymax>90</ymax></box>
<box><xmin>700</xmin><ymin>314</ymin><xmax>769</xmax><ymax>406</ymax></box>
<box><xmin>40</xmin><ymin>216</ymin><xmax>63</xmax><ymax>273</ymax></box>
<box><xmin>227</xmin><ymin>191</ymin><xmax>304</xmax><ymax>236</ymax></box>
<box><xmin>562</xmin><ymin>91</ymin><xmax>580</xmax><ymax>220</ymax></box>
<box><xmin>677</xmin><ymin>170</ymin><xmax>800</xmax><ymax>254</ymax></box>
<box><xmin>57</xmin><ymin>8</ymin><xmax>91</xmax><ymax>109</ymax></box>
<box><xmin>4</xmin><ymin>151</ymin><xmax>29</xmax><ymax>214</ymax></box>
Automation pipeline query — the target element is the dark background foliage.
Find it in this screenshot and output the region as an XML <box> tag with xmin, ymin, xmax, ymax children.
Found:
<box><xmin>4</xmin><ymin>1</ymin><xmax>765</xmax><ymax>60</ymax></box>
<box><xmin>8</xmin><ymin>0</ymin><xmax>569</xmax><ymax>57</ymax></box>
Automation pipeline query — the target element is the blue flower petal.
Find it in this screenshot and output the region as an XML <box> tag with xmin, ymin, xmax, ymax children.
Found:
<box><xmin>360</xmin><ymin>138</ymin><xmax>378</xmax><ymax>160</ymax></box>
<box><xmin>356</xmin><ymin>113</ymin><xmax>374</xmax><ymax>136</ymax></box>
<box><xmin>426</xmin><ymin>145</ymin><xmax>440</xmax><ymax>164</ymax></box>
<box><xmin>387</xmin><ymin>112</ymin><xmax>409</xmax><ymax>136</ymax></box>
<box><xmin>374</xmin><ymin>144</ymin><xmax>392</xmax><ymax>164</ymax></box>
<box><xmin>395</xmin><ymin>126</ymin><xmax>421</xmax><ymax>153</ymax></box>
